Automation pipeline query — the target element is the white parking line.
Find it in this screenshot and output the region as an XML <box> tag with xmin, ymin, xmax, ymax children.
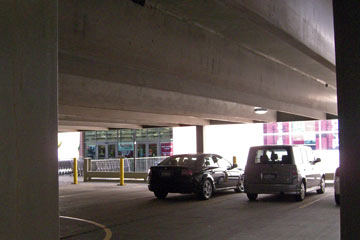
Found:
<box><xmin>298</xmin><ymin>195</ymin><xmax>330</xmax><ymax>209</ymax></box>
<box><xmin>60</xmin><ymin>216</ymin><xmax>112</xmax><ymax>240</ymax></box>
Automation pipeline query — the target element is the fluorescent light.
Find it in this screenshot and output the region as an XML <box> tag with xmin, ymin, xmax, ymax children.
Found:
<box><xmin>254</xmin><ymin>107</ymin><xmax>268</xmax><ymax>114</ymax></box>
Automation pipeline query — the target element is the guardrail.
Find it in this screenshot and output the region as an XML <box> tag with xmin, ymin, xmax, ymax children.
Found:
<box><xmin>58</xmin><ymin>159</ymin><xmax>84</xmax><ymax>176</ymax></box>
<box><xmin>83</xmin><ymin>156</ymin><xmax>166</xmax><ymax>182</ymax></box>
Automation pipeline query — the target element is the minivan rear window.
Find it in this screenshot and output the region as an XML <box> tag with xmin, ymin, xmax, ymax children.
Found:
<box><xmin>250</xmin><ymin>148</ymin><xmax>291</xmax><ymax>164</ymax></box>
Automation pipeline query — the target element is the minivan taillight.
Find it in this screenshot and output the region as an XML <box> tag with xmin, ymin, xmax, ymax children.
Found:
<box><xmin>181</xmin><ymin>169</ymin><xmax>193</xmax><ymax>176</ymax></box>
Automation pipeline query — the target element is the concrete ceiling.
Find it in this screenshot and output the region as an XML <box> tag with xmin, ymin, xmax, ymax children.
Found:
<box><xmin>58</xmin><ymin>0</ymin><xmax>336</xmax><ymax>131</ymax></box>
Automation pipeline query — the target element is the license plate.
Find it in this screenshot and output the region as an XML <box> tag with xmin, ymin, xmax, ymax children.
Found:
<box><xmin>263</xmin><ymin>173</ymin><xmax>276</xmax><ymax>180</ymax></box>
<box><xmin>161</xmin><ymin>171</ymin><xmax>171</xmax><ymax>177</ymax></box>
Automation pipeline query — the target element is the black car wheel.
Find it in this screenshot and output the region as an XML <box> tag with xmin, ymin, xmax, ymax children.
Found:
<box><xmin>335</xmin><ymin>194</ymin><xmax>340</xmax><ymax>205</ymax></box>
<box><xmin>247</xmin><ymin>193</ymin><xmax>258</xmax><ymax>201</ymax></box>
<box><xmin>234</xmin><ymin>179</ymin><xmax>244</xmax><ymax>193</ymax></box>
<box><xmin>154</xmin><ymin>190</ymin><xmax>168</xmax><ymax>199</ymax></box>
<box><xmin>199</xmin><ymin>179</ymin><xmax>213</xmax><ymax>200</ymax></box>
<box><xmin>317</xmin><ymin>177</ymin><xmax>326</xmax><ymax>194</ymax></box>
<box><xmin>296</xmin><ymin>181</ymin><xmax>306</xmax><ymax>201</ymax></box>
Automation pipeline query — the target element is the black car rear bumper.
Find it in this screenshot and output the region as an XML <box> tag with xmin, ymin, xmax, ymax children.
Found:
<box><xmin>148</xmin><ymin>181</ymin><xmax>200</xmax><ymax>194</ymax></box>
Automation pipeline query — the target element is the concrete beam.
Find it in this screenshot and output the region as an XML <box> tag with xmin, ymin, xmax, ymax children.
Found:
<box><xmin>59</xmin><ymin>104</ymin><xmax>210</xmax><ymax>126</ymax></box>
<box><xmin>59</xmin><ymin>120</ymin><xmax>142</xmax><ymax>130</ymax></box>
<box><xmin>58</xmin><ymin>126</ymin><xmax>108</xmax><ymax>132</ymax></box>
<box><xmin>59</xmin><ymin>74</ymin><xmax>280</xmax><ymax>125</ymax></box>
<box><xmin>59</xmin><ymin>0</ymin><xmax>337</xmax><ymax>124</ymax></box>
<box><xmin>235</xmin><ymin>0</ymin><xmax>335</xmax><ymax>66</ymax></box>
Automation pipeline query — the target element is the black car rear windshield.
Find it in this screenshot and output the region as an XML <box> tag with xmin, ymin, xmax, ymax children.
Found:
<box><xmin>158</xmin><ymin>155</ymin><xmax>202</xmax><ymax>168</ymax></box>
<box><xmin>249</xmin><ymin>148</ymin><xmax>292</xmax><ymax>164</ymax></box>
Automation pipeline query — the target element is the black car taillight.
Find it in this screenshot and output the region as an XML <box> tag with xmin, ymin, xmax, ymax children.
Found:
<box><xmin>181</xmin><ymin>169</ymin><xmax>193</xmax><ymax>176</ymax></box>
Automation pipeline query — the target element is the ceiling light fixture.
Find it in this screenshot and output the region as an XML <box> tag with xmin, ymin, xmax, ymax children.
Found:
<box><xmin>254</xmin><ymin>107</ymin><xmax>268</xmax><ymax>114</ymax></box>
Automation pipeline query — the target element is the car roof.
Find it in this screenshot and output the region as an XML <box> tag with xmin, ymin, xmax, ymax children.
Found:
<box><xmin>250</xmin><ymin>144</ymin><xmax>308</xmax><ymax>148</ymax></box>
<box><xmin>169</xmin><ymin>153</ymin><xmax>220</xmax><ymax>157</ymax></box>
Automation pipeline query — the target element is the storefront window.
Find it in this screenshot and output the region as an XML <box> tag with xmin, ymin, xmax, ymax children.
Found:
<box><xmin>263</xmin><ymin>120</ymin><xmax>338</xmax><ymax>151</ymax></box>
<box><xmin>263</xmin><ymin>123</ymin><xmax>278</xmax><ymax>134</ymax></box>
<box><xmin>106</xmin><ymin>130</ymin><xmax>118</xmax><ymax>142</ymax></box>
<box><xmin>83</xmin><ymin>128</ymin><xmax>173</xmax><ymax>159</ymax></box>
<box><xmin>118</xmin><ymin>142</ymin><xmax>134</xmax><ymax>158</ymax></box>
<box><xmin>136</xmin><ymin>129</ymin><xmax>147</xmax><ymax>141</ymax></box>
<box><xmin>147</xmin><ymin>128</ymin><xmax>159</xmax><ymax>140</ymax></box>
<box><xmin>320</xmin><ymin>133</ymin><xmax>339</xmax><ymax>150</ymax></box>
<box><xmin>85</xmin><ymin>144</ymin><xmax>96</xmax><ymax>159</ymax></box>
<box><xmin>160</xmin><ymin>127</ymin><xmax>172</xmax><ymax>139</ymax></box>
<box><xmin>160</xmin><ymin>142</ymin><xmax>173</xmax><ymax>156</ymax></box>
<box><xmin>96</xmin><ymin>131</ymin><xmax>106</xmax><ymax>142</ymax></box>
<box><xmin>84</xmin><ymin>131</ymin><xmax>96</xmax><ymax>142</ymax></box>
<box><xmin>120</xmin><ymin>129</ymin><xmax>134</xmax><ymax>142</ymax></box>
<box><xmin>263</xmin><ymin>135</ymin><xmax>279</xmax><ymax>145</ymax></box>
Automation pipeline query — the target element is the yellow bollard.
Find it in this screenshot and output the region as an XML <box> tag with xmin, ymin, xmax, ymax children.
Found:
<box><xmin>120</xmin><ymin>158</ymin><xmax>125</xmax><ymax>186</ymax></box>
<box><xmin>73</xmin><ymin>157</ymin><xmax>78</xmax><ymax>184</ymax></box>
<box><xmin>233</xmin><ymin>156</ymin><xmax>237</xmax><ymax>165</ymax></box>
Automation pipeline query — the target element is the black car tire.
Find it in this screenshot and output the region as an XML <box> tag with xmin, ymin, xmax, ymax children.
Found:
<box><xmin>335</xmin><ymin>194</ymin><xmax>340</xmax><ymax>205</ymax></box>
<box><xmin>296</xmin><ymin>181</ymin><xmax>306</xmax><ymax>201</ymax></box>
<box><xmin>317</xmin><ymin>177</ymin><xmax>326</xmax><ymax>194</ymax></box>
<box><xmin>199</xmin><ymin>179</ymin><xmax>213</xmax><ymax>200</ymax></box>
<box><xmin>234</xmin><ymin>179</ymin><xmax>244</xmax><ymax>193</ymax></box>
<box><xmin>154</xmin><ymin>190</ymin><xmax>168</xmax><ymax>200</ymax></box>
<box><xmin>247</xmin><ymin>193</ymin><xmax>258</xmax><ymax>201</ymax></box>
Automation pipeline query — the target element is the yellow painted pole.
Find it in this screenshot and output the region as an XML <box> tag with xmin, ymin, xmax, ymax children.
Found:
<box><xmin>73</xmin><ymin>157</ymin><xmax>78</xmax><ymax>184</ymax></box>
<box><xmin>233</xmin><ymin>156</ymin><xmax>237</xmax><ymax>165</ymax></box>
<box><xmin>120</xmin><ymin>158</ymin><xmax>125</xmax><ymax>186</ymax></box>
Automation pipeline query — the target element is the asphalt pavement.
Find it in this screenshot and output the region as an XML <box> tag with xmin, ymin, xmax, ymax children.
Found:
<box><xmin>59</xmin><ymin>175</ymin><xmax>340</xmax><ymax>240</ymax></box>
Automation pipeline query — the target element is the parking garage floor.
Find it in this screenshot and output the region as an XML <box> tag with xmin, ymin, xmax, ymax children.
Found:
<box><xmin>59</xmin><ymin>176</ymin><xmax>340</xmax><ymax>240</ymax></box>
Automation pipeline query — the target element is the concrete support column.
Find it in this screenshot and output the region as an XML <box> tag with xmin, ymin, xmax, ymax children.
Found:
<box><xmin>196</xmin><ymin>126</ymin><xmax>204</xmax><ymax>154</ymax></box>
<box><xmin>333</xmin><ymin>1</ymin><xmax>360</xmax><ymax>239</ymax></box>
<box><xmin>0</xmin><ymin>1</ymin><xmax>59</xmax><ymax>239</ymax></box>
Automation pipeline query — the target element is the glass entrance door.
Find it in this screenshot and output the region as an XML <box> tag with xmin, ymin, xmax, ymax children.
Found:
<box><xmin>97</xmin><ymin>143</ymin><xmax>117</xmax><ymax>159</ymax></box>
<box><xmin>136</xmin><ymin>143</ymin><xmax>146</xmax><ymax>158</ymax></box>
<box><xmin>135</xmin><ymin>142</ymin><xmax>159</xmax><ymax>157</ymax></box>
<box><xmin>97</xmin><ymin>145</ymin><xmax>106</xmax><ymax>159</ymax></box>
<box><xmin>148</xmin><ymin>143</ymin><xmax>158</xmax><ymax>157</ymax></box>
<box><xmin>108</xmin><ymin>144</ymin><xmax>116</xmax><ymax>158</ymax></box>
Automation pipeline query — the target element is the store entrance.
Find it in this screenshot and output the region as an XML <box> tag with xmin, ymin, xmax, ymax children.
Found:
<box><xmin>135</xmin><ymin>142</ymin><xmax>159</xmax><ymax>158</ymax></box>
<box><xmin>97</xmin><ymin>143</ymin><xmax>117</xmax><ymax>159</ymax></box>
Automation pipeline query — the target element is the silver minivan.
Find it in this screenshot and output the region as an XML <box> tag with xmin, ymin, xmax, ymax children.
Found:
<box><xmin>244</xmin><ymin>145</ymin><xmax>325</xmax><ymax>201</ymax></box>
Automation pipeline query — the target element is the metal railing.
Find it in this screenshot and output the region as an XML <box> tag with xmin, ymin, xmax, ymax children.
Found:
<box><xmin>58</xmin><ymin>158</ymin><xmax>84</xmax><ymax>176</ymax></box>
<box><xmin>84</xmin><ymin>156</ymin><xmax>166</xmax><ymax>182</ymax></box>
<box><xmin>88</xmin><ymin>157</ymin><xmax>165</xmax><ymax>172</ymax></box>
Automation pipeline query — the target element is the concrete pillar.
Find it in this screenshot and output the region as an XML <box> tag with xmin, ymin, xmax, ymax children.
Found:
<box><xmin>196</xmin><ymin>126</ymin><xmax>204</xmax><ymax>154</ymax></box>
<box><xmin>0</xmin><ymin>1</ymin><xmax>59</xmax><ymax>239</ymax></box>
<box><xmin>333</xmin><ymin>1</ymin><xmax>360</xmax><ymax>239</ymax></box>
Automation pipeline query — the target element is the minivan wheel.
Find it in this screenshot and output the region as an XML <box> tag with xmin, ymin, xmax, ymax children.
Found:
<box><xmin>154</xmin><ymin>190</ymin><xmax>168</xmax><ymax>199</ymax></box>
<box><xmin>247</xmin><ymin>193</ymin><xmax>258</xmax><ymax>201</ymax></box>
<box><xmin>199</xmin><ymin>179</ymin><xmax>213</xmax><ymax>200</ymax></box>
<box><xmin>317</xmin><ymin>177</ymin><xmax>326</xmax><ymax>194</ymax></box>
<box><xmin>296</xmin><ymin>182</ymin><xmax>306</xmax><ymax>201</ymax></box>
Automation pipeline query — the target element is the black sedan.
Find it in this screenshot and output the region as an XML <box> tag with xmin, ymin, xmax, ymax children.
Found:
<box><xmin>148</xmin><ymin>154</ymin><xmax>244</xmax><ymax>200</ymax></box>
